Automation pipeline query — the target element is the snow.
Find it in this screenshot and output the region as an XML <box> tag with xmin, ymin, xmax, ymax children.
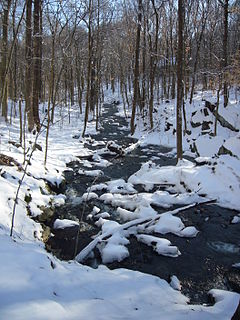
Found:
<box><xmin>128</xmin><ymin>156</ymin><xmax>240</xmax><ymax>210</ymax></box>
<box><xmin>0</xmin><ymin>90</ymin><xmax>240</xmax><ymax>319</ymax></box>
<box><xmin>94</xmin><ymin>211</ymin><xmax>111</xmax><ymax>219</ymax></box>
<box><xmin>136</xmin><ymin>234</ymin><xmax>181</xmax><ymax>257</ymax></box>
<box><xmin>170</xmin><ymin>275</ymin><xmax>182</xmax><ymax>291</ymax></box>
<box><xmin>194</xmin><ymin>135</ymin><xmax>224</xmax><ymax>157</ymax></box>
<box><xmin>99</xmin><ymin>242</ymin><xmax>129</xmax><ymax>263</ymax></box>
<box><xmin>232</xmin><ymin>215</ymin><xmax>240</xmax><ymax>224</ymax></box>
<box><xmin>223</xmin><ymin>135</ymin><xmax>240</xmax><ymax>159</ymax></box>
<box><xmin>82</xmin><ymin>192</ymin><xmax>99</xmax><ymax>201</ymax></box>
<box><xmin>90</xmin><ymin>178</ymin><xmax>137</xmax><ymax>194</ymax></box>
<box><xmin>53</xmin><ymin>219</ymin><xmax>78</xmax><ymax>229</ymax></box>
<box><xmin>149</xmin><ymin>212</ymin><xmax>198</xmax><ymax>238</ymax></box>
<box><xmin>78</xmin><ymin>169</ymin><xmax>103</xmax><ymax>177</ymax></box>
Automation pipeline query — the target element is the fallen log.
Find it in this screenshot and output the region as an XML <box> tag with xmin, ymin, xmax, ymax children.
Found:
<box><xmin>75</xmin><ymin>198</ymin><xmax>216</xmax><ymax>263</ymax></box>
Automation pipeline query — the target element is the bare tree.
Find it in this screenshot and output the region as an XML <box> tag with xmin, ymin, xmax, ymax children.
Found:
<box><xmin>0</xmin><ymin>0</ymin><xmax>12</xmax><ymax>121</ymax></box>
<box><xmin>25</xmin><ymin>0</ymin><xmax>34</xmax><ymax>131</ymax></box>
<box><xmin>176</xmin><ymin>0</ymin><xmax>184</xmax><ymax>160</ymax></box>
<box><xmin>130</xmin><ymin>0</ymin><xmax>142</xmax><ymax>135</ymax></box>
<box><xmin>32</xmin><ymin>0</ymin><xmax>41</xmax><ymax>131</ymax></box>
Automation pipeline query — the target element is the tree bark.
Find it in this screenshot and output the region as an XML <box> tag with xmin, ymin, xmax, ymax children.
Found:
<box><xmin>25</xmin><ymin>0</ymin><xmax>34</xmax><ymax>131</ymax></box>
<box><xmin>82</xmin><ymin>0</ymin><xmax>93</xmax><ymax>137</ymax></box>
<box><xmin>32</xmin><ymin>0</ymin><xmax>41</xmax><ymax>131</ymax></box>
<box><xmin>176</xmin><ymin>0</ymin><xmax>184</xmax><ymax>160</ymax></box>
<box><xmin>149</xmin><ymin>0</ymin><xmax>159</xmax><ymax>130</ymax></box>
<box><xmin>130</xmin><ymin>0</ymin><xmax>142</xmax><ymax>135</ymax></box>
<box><xmin>1</xmin><ymin>0</ymin><xmax>12</xmax><ymax>121</ymax></box>
<box><xmin>223</xmin><ymin>0</ymin><xmax>229</xmax><ymax>108</ymax></box>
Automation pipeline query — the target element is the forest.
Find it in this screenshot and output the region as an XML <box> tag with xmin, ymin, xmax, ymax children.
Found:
<box><xmin>0</xmin><ymin>1</ymin><xmax>240</xmax><ymax>319</ymax></box>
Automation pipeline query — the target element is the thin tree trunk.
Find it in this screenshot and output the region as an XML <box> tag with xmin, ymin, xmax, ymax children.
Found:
<box><xmin>25</xmin><ymin>0</ymin><xmax>34</xmax><ymax>131</ymax></box>
<box><xmin>189</xmin><ymin>3</ymin><xmax>208</xmax><ymax>104</ymax></box>
<box><xmin>32</xmin><ymin>0</ymin><xmax>41</xmax><ymax>131</ymax></box>
<box><xmin>223</xmin><ymin>0</ymin><xmax>229</xmax><ymax>108</ymax></box>
<box><xmin>176</xmin><ymin>0</ymin><xmax>184</xmax><ymax>160</ymax></box>
<box><xmin>82</xmin><ymin>0</ymin><xmax>93</xmax><ymax>137</ymax></box>
<box><xmin>130</xmin><ymin>0</ymin><xmax>142</xmax><ymax>135</ymax></box>
<box><xmin>0</xmin><ymin>0</ymin><xmax>12</xmax><ymax>121</ymax></box>
<box><xmin>214</xmin><ymin>75</ymin><xmax>222</xmax><ymax>136</ymax></box>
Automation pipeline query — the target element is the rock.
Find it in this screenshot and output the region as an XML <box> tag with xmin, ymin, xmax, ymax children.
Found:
<box><xmin>192</xmin><ymin>111</ymin><xmax>197</xmax><ymax>117</ymax></box>
<box><xmin>187</xmin><ymin>130</ymin><xmax>192</xmax><ymax>135</ymax></box>
<box><xmin>33</xmin><ymin>143</ymin><xmax>42</xmax><ymax>152</ymax></box>
<box><xmin>205</xmin><ymin>100</ymin><xmax>216</xmax><ymax>112</ymax></box>
<box><xmin>202</xmin><ymin>121</ymin><xmax>212</xmax><ymax>131</ymax></box>
<box><xmin>41</xmin><ymin>225</ymin><xmax>51</xmax><ymax>242</ymax></box>
<box><xmin>8</xmin><ymin>140</ymin><xmax>21</xmax><ymax>148</ymax></box>
<box><xmin>106</xmin><ymin>141</ymin><xmax>124</xmax><ymax>156</ymax></box>
<box><xmin>191</xmin><ymin>121</ymin><xmax>201</xmax><ymax>128</ymax></box>
<box><xmin>165</xmin><ymin>122</ymin><xmax>172</xmax><ymax>132</ymax></box>
<box><xmin>218</xmin><ymin>145</ymin><xmax>233</xmax><ymax>157</ymax></box>
<box><xmin>203</xmin><ymin>108</ymin><xmax>209</xmax><ymax>117</ymax></box>
<box><xmin>72</xmin><ymin>134</ymin><xmax>80</xmax><ymax>139</ymax></box>
<box><xmin>194</xmin><ymin>157</ymin><xmax>214</xmax><ymax>166</ymax></box>
<box><xmin>226</xmin><ymin>269</ymin><xmax>240</xmax><ymax>293</ymax></box>
<box><xmin>205</xmin><ymin>100</ymin><xmax>239</xmax><ymax>132</ymax></box>
<box><xmin>38</xmin><ymin>207</ymin><xmax>55</xmax><ymax>223</ymax></box>
<box><xmin>191</xmin><ymin>142</ymin><xmax>200</xmax><ymax>157</ymax></box>
<box><xmin>0</xmin><ymin>153</ymin><xmax>22</xmax><ymax>171</ymax></box>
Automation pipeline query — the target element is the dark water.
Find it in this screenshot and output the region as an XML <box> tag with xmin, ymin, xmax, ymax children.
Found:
<box><xmin>46</xmin><ymin>103</ymin><xmax>240</xmax><ymax>304</ymax></box>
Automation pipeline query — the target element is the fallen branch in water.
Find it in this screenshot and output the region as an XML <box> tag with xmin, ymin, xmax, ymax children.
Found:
<box><xmin>75</xmin><ymin>198</ymin><xmax>216</xmax><ymax>263</ymax></box>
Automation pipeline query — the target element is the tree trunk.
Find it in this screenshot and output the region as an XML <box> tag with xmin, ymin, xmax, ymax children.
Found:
<box><xmin>130</xmin><ymin>0</ymin><xmax>142</xmax><ymax>135</ymax></box>
<box><xmin>1</xmin><ymin>0</ymin><xmax>12</xmax><ymax>121</ymax></box>
<box><xmin>32</xmin><ymin>0</ymin><xmax>41</xmax><ymax>131</ymax></box>
<box><xmin>82</xmin><ymin>0</ymin><xmax>93</xmax><ymax>137</ymax></box>
<box><xmin>176</xmin><ymin>0</ymin><xmax>184</xmax><ymax>160</ymax></box>
<box><xmin>25</xmin><ymin>0</ymin><xmax>34</xmax><ymax>131</ymax></box>
<box><xmin>223</xmin><ymin>0</ymin><xmax>229</xmax><ymax>108</ymax></box>
<box><xmin>149</xmin><ymin>0</ymin><xmax>159</xmax><ymax>129</ymax></box>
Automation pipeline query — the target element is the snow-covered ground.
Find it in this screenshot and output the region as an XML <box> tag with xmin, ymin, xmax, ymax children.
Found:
<box><xmin>0</xmin><ymin>90</ymin><xmax>240</xmax><ymax>319</ymax></box>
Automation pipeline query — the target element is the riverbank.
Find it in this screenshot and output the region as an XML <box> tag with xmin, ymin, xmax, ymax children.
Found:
<box><xmin>0</xmin><ymin>90</ymin><xmax>239</xmax><ymax>319</ymax></box>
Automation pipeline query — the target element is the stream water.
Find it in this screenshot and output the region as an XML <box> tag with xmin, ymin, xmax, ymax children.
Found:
<box><xmin>46</xmin><ymin>103</ymin><xmax>240</xmax><ymax>304</ymax></box>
